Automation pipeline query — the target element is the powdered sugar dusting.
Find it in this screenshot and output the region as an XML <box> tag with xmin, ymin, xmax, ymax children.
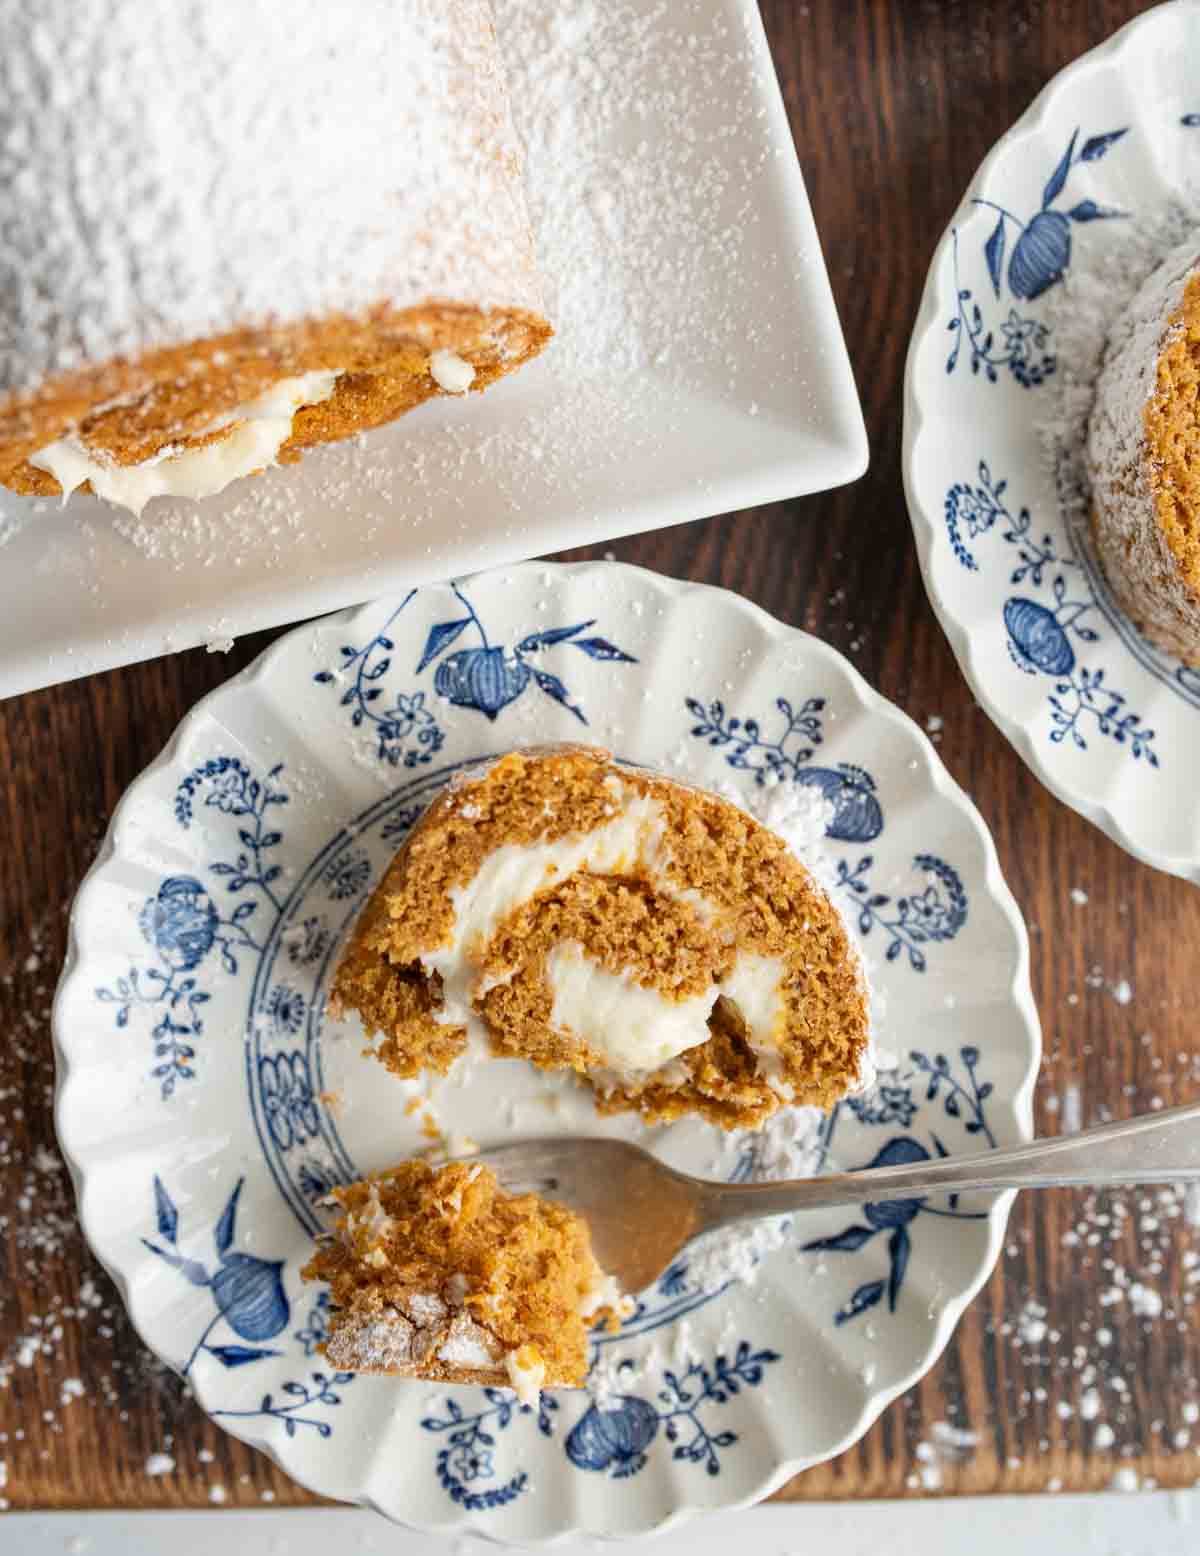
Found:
<box><xmin>1042</xmin><ymin>203</ymin><xmax>1200</xmax><ymax>655</ymax></box>
<box><xmin>0</xmin><ymin>0</ymin><xmax>541</xmax><ymax>398</ymax></box>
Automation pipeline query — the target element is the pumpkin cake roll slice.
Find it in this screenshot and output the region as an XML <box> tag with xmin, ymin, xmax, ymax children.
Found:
<box><xmin>301</xmin><ymin>1160</ymin><xmax>624</xmax><ymax>1401</ymax></box>
<box><xmin>332</xmin><ymin>745</ymin><xmax>871</xmax><ymax>1128</ymax></box>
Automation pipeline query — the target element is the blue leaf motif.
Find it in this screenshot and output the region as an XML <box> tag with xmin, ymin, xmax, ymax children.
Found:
<box><xmin>1067</xmin><ymin>199</ymin><xmax>1121</xmax><ymax>223</ymax></box>
<box><xmin>143</xmin><ymin>1240</ymin><xmax>210</xmax><ymax>1287</ymax></box>
<box><xmin>154</xmin><ymin>1176</ymin><xmax>178</xmax><ymax>1245</ymax></box>
<box><xmin>516</xmin><ymin>621</ymin><xmax>590</xmax><ymax>651</ymax></box>
<box><xmin>416</xmin><ymin>618</ymin><xmax>472</xmax><ymax>673</ymax></box>
<box><xmin>836</xmin><ymin>1280</ymin><xmax>886</xmax><ymax>1324</ymax></box>
<box><xmin>1041</xmin><ymin>128</ymin><xmax>1077</xmax><ymax>207</ymax></box>
<box><xmin>215</xmin><ymin>1177</ymin><xmax>243</xmax><ymax>1258</ymax></box>
<box><xmin>802</xmin><ymin>1224</ymin><xmax>875</xmax><ymax>1253</ymax></box>
<box><xmin>531</xmin><ymin>667</ymin><xmax>587</xmax><ymax>724</ymax></box>
<box><xmin>209</xmin><ymin>1344</ymin><xmax>282</xmax><ymax>1368</ymax></box>
<box><xmin>984</xmin><ymin>215</ymin><xmax>1005</xmax><ymax>297</ymax></box>
<box><xmin>570</xmin><ymin>637</ymin><xmax>638</xmax><ymax>663</ymax></box>
<box><xmin>887</xmin><ymin>1227</ymin><xmax>910</xmax><ymax>1311</ymax></box>
<box><xmin>1080</xmin><ymin>128</ymin><xmax>1127</xmax><ymax>161</ymax></box>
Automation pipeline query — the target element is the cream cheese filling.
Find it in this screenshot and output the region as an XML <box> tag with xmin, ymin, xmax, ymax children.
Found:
<box><xmin>546</xmin><ymin>940</ymin><xmax>720</xmax><ymax>1073</ymax></box>
<box><xmin>30</xmin><ymin>370</ymin><xmax>340</xmax><ymax>515</ymax></box>
<box><xmin>504</xmin><ymin>1347</ymin><xmax>546</xmax><ymax>1407</ymax></box>
<box><xmin>421</xmin><ymin>777</ymin><xmax>812</xmax><ymax>1087</ymax></box>
<box><xmin>421</xmin><ymin>785</ymin><xmax>668</xmax><ymax>1035</ymax></box>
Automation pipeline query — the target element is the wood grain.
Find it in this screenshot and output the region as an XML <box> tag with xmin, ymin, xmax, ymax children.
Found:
<box><xmin>1</xmin><ymin>0</ymin><xmax>1195</xmax><ymax>1511</ymax></box>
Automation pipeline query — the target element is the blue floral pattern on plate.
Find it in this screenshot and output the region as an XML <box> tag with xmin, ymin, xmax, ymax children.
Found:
<box><xmin>944</xmin><ymin>462</ymin><xmax>1159</xmax><ymax>763</ymax></box>
<box><xmin>91</xmin><ymin>589</ymin><xmax>994</xmax><ymax>1512</ymax></box>
<box><xmin>61</xmin><ymin>565</ymin><xmax>1038</xmax><ymax>1537</ymax></box>
<box><xmin>316</xmin><ymin>581</ymin><xmax>637</xmax><ymax>731</ymax></box>
<box><xmin>946</xmin><ymin>126</ymin><xmax>1127</xmax><ymax>386</ymax></box>
<box><xmin>906</xmin><ymin>7</ymin><xmax>1200</xmax><ymax>880</ymax></box>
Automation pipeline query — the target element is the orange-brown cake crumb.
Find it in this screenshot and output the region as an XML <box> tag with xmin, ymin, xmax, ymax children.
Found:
<box><xmin>301</xmin><ymin>1160</ymin><xmax>619</xmax><ymax>1399</ymax></box>
<box><xmin>332</xmin><ymin>745</ymin><xmax>870</xmax><ymax>1128</ymax></box>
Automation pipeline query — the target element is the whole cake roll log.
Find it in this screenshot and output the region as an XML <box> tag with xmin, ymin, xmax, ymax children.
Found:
<box><xmin>0</xmin><ymin>0</ymin><xmax>550</xmax><ymax>512</ymax></box>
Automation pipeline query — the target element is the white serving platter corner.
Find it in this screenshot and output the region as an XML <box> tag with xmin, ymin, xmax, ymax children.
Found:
<box><xmin>0</xmin><ymin>0</ymin><xmax>865</xmax><ymax>699</ymax></box>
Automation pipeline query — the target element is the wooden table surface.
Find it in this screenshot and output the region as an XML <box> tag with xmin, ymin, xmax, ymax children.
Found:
<box><xmin>2</xmin><ymin>0</ymin><xmax>1194</xmax><ymax>1513</ymax></box>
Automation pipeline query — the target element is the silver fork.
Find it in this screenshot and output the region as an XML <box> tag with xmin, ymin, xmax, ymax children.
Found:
<box><xmin>472</xmin><ymin>1100</ymin><xmax>1200</xmax><ymax>1294</ymax></box>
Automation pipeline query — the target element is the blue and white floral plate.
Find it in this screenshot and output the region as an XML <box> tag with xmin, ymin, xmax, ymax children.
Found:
<box><xmin>905</xmin><ymin>1</ymin><xmax>1200</xmax><ymax>879</ymax></box>
<box><xmin>53</xmin><ymin>563</ymin><xmax>1038</xmax><ymax>1542</ymax></box>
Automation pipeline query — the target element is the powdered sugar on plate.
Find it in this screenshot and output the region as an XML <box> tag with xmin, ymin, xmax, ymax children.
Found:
<box><xmin>1040</xmin><ymin>199</ymin><xmax>1200</xmax><ymax>540</ymax></box>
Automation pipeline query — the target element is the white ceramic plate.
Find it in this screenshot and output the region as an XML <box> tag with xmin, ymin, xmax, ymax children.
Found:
<box><xmin>905</xmin><ymin>2</ymin><xmax>1200</xmax><ymax>880</ymax></box>
<box><xmin>54</xmin><ymin>563</ymin><xmax>1037</xmax><ymax>1541</ymax></box>
<box><xmin>0</xmin><ymin>0</ymin><xmax>865</xmax><ymax>700</ymax></box>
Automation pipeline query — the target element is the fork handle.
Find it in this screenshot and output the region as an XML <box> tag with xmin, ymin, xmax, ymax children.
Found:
<box><xmin>698</xmin><ymin>1099</ymin><xmax>1200</xmax><ymax>1228</ymax></box>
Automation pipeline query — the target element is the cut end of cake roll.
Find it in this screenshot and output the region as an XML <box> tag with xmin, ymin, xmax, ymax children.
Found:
<box><xmin>0</xmin><ymin>1</ymin><xmax>551</xmax><ymax>513</ymax></box>
<box><xmin>1087</xmin><ymin>239</ymin><xmax>1200</xmax><ymax>663</ymax></box>
<box><xmin>301</xmin><ymin>1160</ymin><xmax>622</xmax><ymax>1399</ymax></box>
<box><xmin>333</xmin><ymin>745</ymin><xmax>871</xmax><ymax>1129</ymax></box>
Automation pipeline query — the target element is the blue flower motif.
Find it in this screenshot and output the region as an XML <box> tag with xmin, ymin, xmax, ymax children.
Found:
<box><xmin>1004</xmin><ymin>597</ymin><xmax>1075</xmax><ymax>676</ymax></box>
<box><xmin>899</xmin><ymin>884</ymin><xmax>953</xmax><ymax>936</ymax></box>
<box><xmin>793</xmin><ymin>763</ymin><xmax>883</xmax><ymax>843</ymax></box>
<box><xmin>259</xmin><ymin>1052</ymin><xmax>320</xmax><ymax>1151</ymax></box>
<box><xmin>317</xmin><ymin>583</ymin><xmax>637</xmax><ymax>743</ymax></box>
<box><xmin>685</xmin><ymin>695</ymin><xmax>825</xmax><ymax>783</ymax></box>
<box><xmin>208</xmin><ymin>767</ymin><xmax>251</xmax><ymax>812</ymax></box>
<box><xmin>143</xmin><ymin>1176</ymin><xmax>288</xmax><ymax>1374</ymax></box>
<box><xmin>99</xmin><ymin>759</ymin><xmax>295</xmax><ymax>1101</ymax></box>
<box><xmin>138</xmin><ymin>877</ymin><xmax>218</xmax><ymax>972</ymax></box>
<box><xmin>286</xmin><ymin>917</ymin><xmax>331</xmax><ymax>968</ymax></box>
<box><xmin>434</xmin><ymin>646</ymin><xmax>532</xmax><ymax>721</ymax></box>
<box><xmin>846</xmin><ymin>1082</ymin><xmax>918</xmax><ymax>1128</ymax></box>
<box><xmin>413</xmin><ymin>583</ymin><xmax>635</xmax><ymax>725</ymax></box>
<box><xmin>566</xmin><ymin>1397</ymin><xmax>659</xmax><ymax>1478</ymax></box>
<box><xmin>322</xmin><ymin>849</ymin><xmax>371</xmax><ymax>902</ymax></box>
<box><xmin>211</xmin><ymin>1252</ymin><xmax>290</xmax><ymax>1342</ymax></box>
<box><xmin>835</xmin><ymin>853</ymin><xmax>967</xmax><ymax>972</ymax></box>
<box><xmin>293</xmin><ymin>1292</ymin><xmax>332</xmax><ymax>1357</ymax></box>
<box><xmin>449</xmin><ymin>1445</ymin><xmax>496</xmax><ymax>1483</ymax></box>
<box><xmin>946</xmin><ymin>465</ymin><xmax>1160</xmax><ymax>765</ymax></box>
<box><xmin>946</xmin><ymin>127</ymin><xmax>1127</xmax><ymax>386</ymax></box>
<box><xmin>565</xmin><ymin>1344</ymin><xmax>781</xmax><ymax>1481</ymax></box>
<box><xmin>999</xmin><ymin>308</ymin><xmax>1049</xmax><ymax>355</ymax></box>
<box><xmin>267</xmin><ymin>982</ymin><xmax>306</xmax><ymax>1036</ymax></box>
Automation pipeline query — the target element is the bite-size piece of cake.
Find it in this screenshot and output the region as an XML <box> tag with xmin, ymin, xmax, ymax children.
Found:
<box><xmin>332</xmin><ymin>745</ymin><xmax>871</xmax><ymax>1128</ymax></box>
<box><xmin>301</xmin><ymin>1160</ymin><xmax>621</xmax><ymax>1401</ymax></box>
<box><xmin>0</xmin><ymin>0</ymin><xmax>550</xmax><ymax>515</ymax></box>
<box><xmin>1087</xmin><ymin>239</ymin><xmax>1200</xmax><ymax>662</ymax></box>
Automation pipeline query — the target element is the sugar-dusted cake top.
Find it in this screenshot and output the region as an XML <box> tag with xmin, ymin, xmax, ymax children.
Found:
<box><xmin>0</xmin><ymin>0</ymin><xmax>543</xmax><ymax>399</ymax></box>
<box><xmin>301</xmin><ymin>1159</ymin><xmax>620</xmax><ymax>1400</ymax></box>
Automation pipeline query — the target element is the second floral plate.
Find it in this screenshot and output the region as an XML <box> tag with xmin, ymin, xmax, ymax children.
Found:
<box><xmin>905</xmin><ymin>1</ymin><xmax>1200</xmax><ymax>879</ymax></box>
<box><xmin>54</xmin><ymin>562</ymin><xmax>1038</xmax><ymax>1541</ymax></box>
